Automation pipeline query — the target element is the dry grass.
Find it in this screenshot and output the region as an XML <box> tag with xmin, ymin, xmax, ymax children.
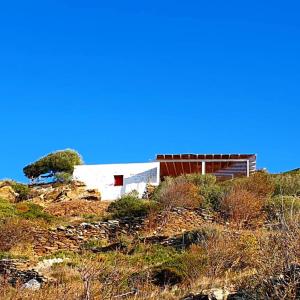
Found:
<box><xmin>221</xmin><ymin>188</ymin><xmax>265</xmax><ymax>228</ymax></box>
<box><xmin>157</xmin><ymin>177</ymin><xmax>202</xmax><ymax>210</ymax></box>
<box><xmin>143</xmin><ymin>208</ymin><xmax>205</xmax><ymax>236</ymax></box>
<box><xmin>0</xmin><ymin>219</ymin><xmax>35</xmax><ymax>252</ymax></box>
<box><xmin>45</xmin><ymin>200</ymin><xmax>110</xmax><ymax>218</ymax></box>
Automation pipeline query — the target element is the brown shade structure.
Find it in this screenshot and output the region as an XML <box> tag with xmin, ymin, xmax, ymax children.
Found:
<box><xmin>156</xmin><ymin>154</ymin><xmax>256</xmax><ymax>180</ymax></box>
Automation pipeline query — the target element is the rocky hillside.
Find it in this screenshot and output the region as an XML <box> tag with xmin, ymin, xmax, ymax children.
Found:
<box><xmin>0</xmin><ymin>172</ymin><xmax>299</xmax><ymax>299</ymax></box>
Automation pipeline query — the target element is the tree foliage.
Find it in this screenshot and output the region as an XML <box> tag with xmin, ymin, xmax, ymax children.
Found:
<box><xmin>23</xmin><ymin>149</ymin><xmax>83</xmax><ymax>180</ymax></box>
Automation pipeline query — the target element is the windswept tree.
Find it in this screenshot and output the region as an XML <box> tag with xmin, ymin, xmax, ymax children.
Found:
<box><xmin>23</xmin><ymin>149</ymin><xmax>83</xmax><ymax>182</ymax></box>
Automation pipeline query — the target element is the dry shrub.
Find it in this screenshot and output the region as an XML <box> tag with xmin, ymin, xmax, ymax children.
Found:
<box><xmin>235</xmin><ymin>171</ymin><xmax>275</xmax><ymax>199</ymax></box>
<box><xmin>236</xmin><ymin>226</ymin><xmax>300</xmax><ymax>299</ymax></box>
<box><xmin>221</xmin><ymin>188</ymin><xmax>265</xmax><ymax>228</ymax></box>
<box><xmin>0</xmin><ymin>218</ymin><xmax>35</xmax><ymax>251</ymax></box>
<box><xmin>205</xmin><ymin>232</ymin><xmax>261</xmax><ymax>278</ymax></box>
<box><xmin>45</xmin><ymin>200</ymin><xmax>109</xmax><ymax>217</ymax></box>
<box><xmin>157</xmin><ymin>177</ymin><xmax>202</xmax><ymax>210</ymax></box>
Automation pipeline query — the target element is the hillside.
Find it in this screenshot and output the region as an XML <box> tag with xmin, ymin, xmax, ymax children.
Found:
<box><xmin>0</xmin><ymin>172</ymin><xmax>299</xmax><ymax>299</ymax></box>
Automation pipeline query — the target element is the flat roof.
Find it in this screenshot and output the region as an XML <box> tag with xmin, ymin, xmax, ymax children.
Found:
<box><xmin>156</xmin><ymin>154</ymin><xmax>256</xmax><ymax>160</ymax></box>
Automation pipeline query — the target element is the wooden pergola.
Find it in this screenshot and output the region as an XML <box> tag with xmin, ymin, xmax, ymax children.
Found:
<box><xmin>156</xmin><ymin>154</ymin><xmax>256</xmax><ymax>180</ymax></box>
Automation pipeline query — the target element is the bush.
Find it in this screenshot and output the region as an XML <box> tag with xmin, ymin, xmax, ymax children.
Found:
<box><xmin>108</xmin><ymin>193</ymin><xmax>156</xmax><ymax>219</ymax></box>
<box><xmin>183</xmin><ymin>174</ymin><xmax>224</xmax><ymax>210</ymax></box>
<box><xmin>184</xmin><ymin>173</ymin><xmax>217</xmax><ymax>186</ymax></box>
<box><xmin>15</xmin><ymin>202</ymin><xmax>53</xmax><ymax>222</ymax></box>
<box><xmin>0</xmin><ymin>197</ymin><xmax>16</xmax><ymax>218</ymax></box>
<box><xmin>10</xmin><ymin>181</ymin><xmax>30</xmax><ymax>201</ymax></box>
<box><xmin>273</xmin><ymin>174</ymin><xmax>300</xmax><ymax>196</ymax></box>
<box><xmin>0</xmin><ymin>197</ymin><xmax>52</xmax><ymax>222</ymax></box>
<box><xmin>23</xmin><ymin>149</ymin><xmax>83</xmax><ymax>181</ymax></box>
<box><xmin>220</xmin><ymin>188</ymin><xmax>265</xmax><ymax>227</ymax></box>
<box><xmin>265</xmin><ymin>195</ymin><xmax>300</xmax><ymax>222</ymax></box>
<box><xmin>205</xmin><ymin>232</ymin><xmax>260</xmax><ymax>277</ymax></box>
<box><xmin>233</xmin><ymin>172</ymin><xmax>275</xmax><ymax>199</ymax></box>
<box><xmin>152</xmin><ymin>246</ymin><xmax>207</xmax><ymax>286</ymax></box>
<box><xmin>198</xmin><ymin>184</ymin><xmax>224</xmax><ymax>210</ymax></box>
<box><xmin>154</xmin><ymin>176</ymin><xmax>202</xmax><ymax>210</ymax></box>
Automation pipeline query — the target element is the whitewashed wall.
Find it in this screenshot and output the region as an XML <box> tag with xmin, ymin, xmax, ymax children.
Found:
<box><xmin>73</xmin><ymin>162</ymin><xmax>160</xmax><ymax>200</ymax></box>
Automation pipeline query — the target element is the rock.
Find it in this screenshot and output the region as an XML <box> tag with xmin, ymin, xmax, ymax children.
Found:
<box><xmin>181</xmin><ymin>294</ymin><xmax>209</xmax><ymax>300</ymax></box>
<box><xmin>80</xmin><ymin>189</ymin><xmax>101</xmax><ymax>201</ymax></box>
<box><xmin>57</xmin><ymin>226</ymin><xmax>66</xmax><ymax>231</ymax></box>
<box><xmin>0</xmin><ymin>259</ymin><xmax>46</xmax><ymax>287</ymax></box>
<box><xmin>22</xmin><ymin>279</ymin><xmax>41</xmax><ymax>290</ymax></box>
<box><xmin>44</xmin><ymin>188</ymin><xmax>64</xmax><ymax>202</ymax></box>
<box><xmin>0</xmin><ymin>185</ymin><xmax>18</xmax><ymax>202</ymax></box>
<box><xmin>181</xmin><ymin>288</ymin><xmax>232</xmax><ymax>300</ymax></box>
<box><xmin>80</xmin><ymin>222</ymin><xmax>94</xmax><ymax>229</ymax></box>
<box><xmin>210</xmin><ymin>288</ymin><xmax>230</xmax><ymax>300</ymax></box>
<box><xmin>34</xmin><ymin>258</ymin><xmax>64</xmax><ymax>272</ymax></box>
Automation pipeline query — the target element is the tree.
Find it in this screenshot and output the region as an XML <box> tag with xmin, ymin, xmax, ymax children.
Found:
<box><xmin>23</xmin><ymin>149</ymin><xmax>83</xmax><ymax>182</ymax></box>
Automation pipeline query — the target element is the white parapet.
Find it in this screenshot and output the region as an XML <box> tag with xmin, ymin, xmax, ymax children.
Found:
<box><xmin>73</xmin><ymin>162</ymin><xmax>160</xmax><ymax>201</ymax></box>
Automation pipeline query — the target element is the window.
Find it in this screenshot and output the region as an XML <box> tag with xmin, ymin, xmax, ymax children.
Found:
<box><xmin>114</xmin><ymin>175</ymin><xmax>124</xmax><ymax>186</ymax></box>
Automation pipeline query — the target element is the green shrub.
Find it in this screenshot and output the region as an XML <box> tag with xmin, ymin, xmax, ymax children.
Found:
<box><xmin>265</xmin><ymin>195</ymin><xmax>300</xmax><ymax>221</ymax></box>
<box><xmin>0</xmin><ymin>198</ymin><xmax>52</xmax><ymax>222</ymax></box>
<box><xmin>132</xmin><ymin>244</ymin><xmax>179</xmax><ymax>266</ymax></box>
<box><xmin>16</xmin><ymin>202</ymin><xmax>53</xmax><ymax>222</ymax></box>
<box><xmin>184</xmin><ymin>173</ymin><xmax>224</xmax><ymax>210</ymax></box>
<box><xmin>0</xmin><ymin>197</ymin><xmax>16</xmax><ymax>218</ymax></box>
<box><xmin>272</xmin><ymin>174</ymin><xmax>300</xmax><ymax>196</ymax></box>
<box><xmin>10</xmin><ymin>181</ymin><xmax>30</xmax><ymax>201</ymax></box>
<box><xmin>23</xmin><ymin>149</ymin><xmax>83</xmax><ymax>181</ymax></box>
<box><xmin>198</xmin><ymin>184</ymin><xmax>224</xmax><ymax>210</ymax></box>
<box><xmin>108</xmin><ymin>193</ymin><xmax>156</xmax><ymax>219</ymax></box>
<box><xmin>152</xmin><ymin>246</ymin><xmax>207</xmax><ymax>286</ymax></box>
<box><xmin>184</xmin><ymin>173</ymin><xmax>217</xmax><ymax>186</ymax></box>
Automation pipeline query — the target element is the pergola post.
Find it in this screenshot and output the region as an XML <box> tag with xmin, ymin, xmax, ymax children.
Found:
<box><xmin>246</xmin><ymin>160</ymin><xmax>250</xmax><ymax>177</ymax></box>
<box><xmin>201</xmin><ymin>161</ymin><xmax>206</xmax><ymax>175</ymax></box>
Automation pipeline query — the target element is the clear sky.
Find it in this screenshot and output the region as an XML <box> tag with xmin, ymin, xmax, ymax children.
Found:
<box><xmin>1</xmin><ymin>0</ymin><xmax>300</xmax><ymax>182</ymax></box>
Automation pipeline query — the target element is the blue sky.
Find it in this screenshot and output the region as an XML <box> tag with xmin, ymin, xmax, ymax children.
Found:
<box><xmin>0</xmin><ymin>0</ymin><xmax>300</xmax><ymax>181</ymax></box>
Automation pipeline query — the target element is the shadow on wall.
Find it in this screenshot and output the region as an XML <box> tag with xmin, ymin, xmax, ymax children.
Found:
<box><xmin>120</xmin><ymin>168</ymin><xmax>158</xmax><ymax>196</ymax></box>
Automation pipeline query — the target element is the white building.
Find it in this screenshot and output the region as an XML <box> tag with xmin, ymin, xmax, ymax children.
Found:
<box><xmin>73</xmin><ymin>153</ymin><xmax>256</xmax><ymax>201</ymax></box>
<box><xmin>73</xmin><ymin>162</ymin><xmax>160</xmax><ymax>200</ymax></box>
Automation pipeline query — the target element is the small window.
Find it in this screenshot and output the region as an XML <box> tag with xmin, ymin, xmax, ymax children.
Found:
<box><xmin>114</xmin><ymin>175</ymin><xmax>124</xmax><ymax>186</ymax></box>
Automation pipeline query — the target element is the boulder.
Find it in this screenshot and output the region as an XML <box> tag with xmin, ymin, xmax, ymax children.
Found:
<box><xmin>82</xmin><ymin>189</ymin><xmax>101</xmax><ymax>201</ymax></box>
<box><xmin>30</xmin><ymin>182</ymin><xmax>101</xmax><ymax>202</ymax></box>
<box><xmin>22</xmin><ymin>279</ymin><xmax>41</xmax><ymax>290</ymax></box>
<box><xmin>181</xmin><ymin>288</ymin><xmax>233</xmax><ymax>300</ymax></box>
<box><xmin>0</xmin><ymin>185</ymin><xmax>18</xmax><ymax>202</ymax></box>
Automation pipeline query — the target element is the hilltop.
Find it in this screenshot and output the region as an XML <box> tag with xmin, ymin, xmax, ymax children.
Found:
<box><xmin>0</xmin><ymin>171</ymin><xmax>299</xmax><ymax>299</ymax></box>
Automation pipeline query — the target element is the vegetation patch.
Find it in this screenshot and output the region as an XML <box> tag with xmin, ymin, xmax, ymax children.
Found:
<box><xmin>108</xmin><ymin>192</ymin><xmax>157</xmax><ymax>219</ymax></box>
<box><xmin>9</xmin><ymin>181</ymin><xmax>30</xmax><ymax>201</ymax></box>
<box><xmin>0</xmin><ymin>197</ymin><xmax>52</xmax><ymax>222</ymax></box>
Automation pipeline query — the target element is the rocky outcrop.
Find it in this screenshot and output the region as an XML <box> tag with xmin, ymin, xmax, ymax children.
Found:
<box><xmin>32</xmin><ymin>216</ymin><xmax>145</xmax><ymax>255</ymax></box>
<box><xmin>29</xmin><ymin>181</ymin><xmax>101</xmax><ymax>203</ymax></box>
<box><xmin>140</xmin><ymin>228</ymin><xmax>215</xmax><ymax>250</ymax></box>
<box><xmin>0</xmin><ymin>259</ymin><xmax>46</xmax><ymax>287</ymax></box>
<box><xmin>144</xmin><ymin>207</ymin><xmax>215</xmax><ymax>236</ymax></box>
<box><xmin>181</xmin><ymin>289</ymin><xmax>241</xmax><ymax>300</ymax></box>
<box><xmin>0</xmin><ymin>182</ymin><xmax>18</xmax><ymax>202</ymax></box>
